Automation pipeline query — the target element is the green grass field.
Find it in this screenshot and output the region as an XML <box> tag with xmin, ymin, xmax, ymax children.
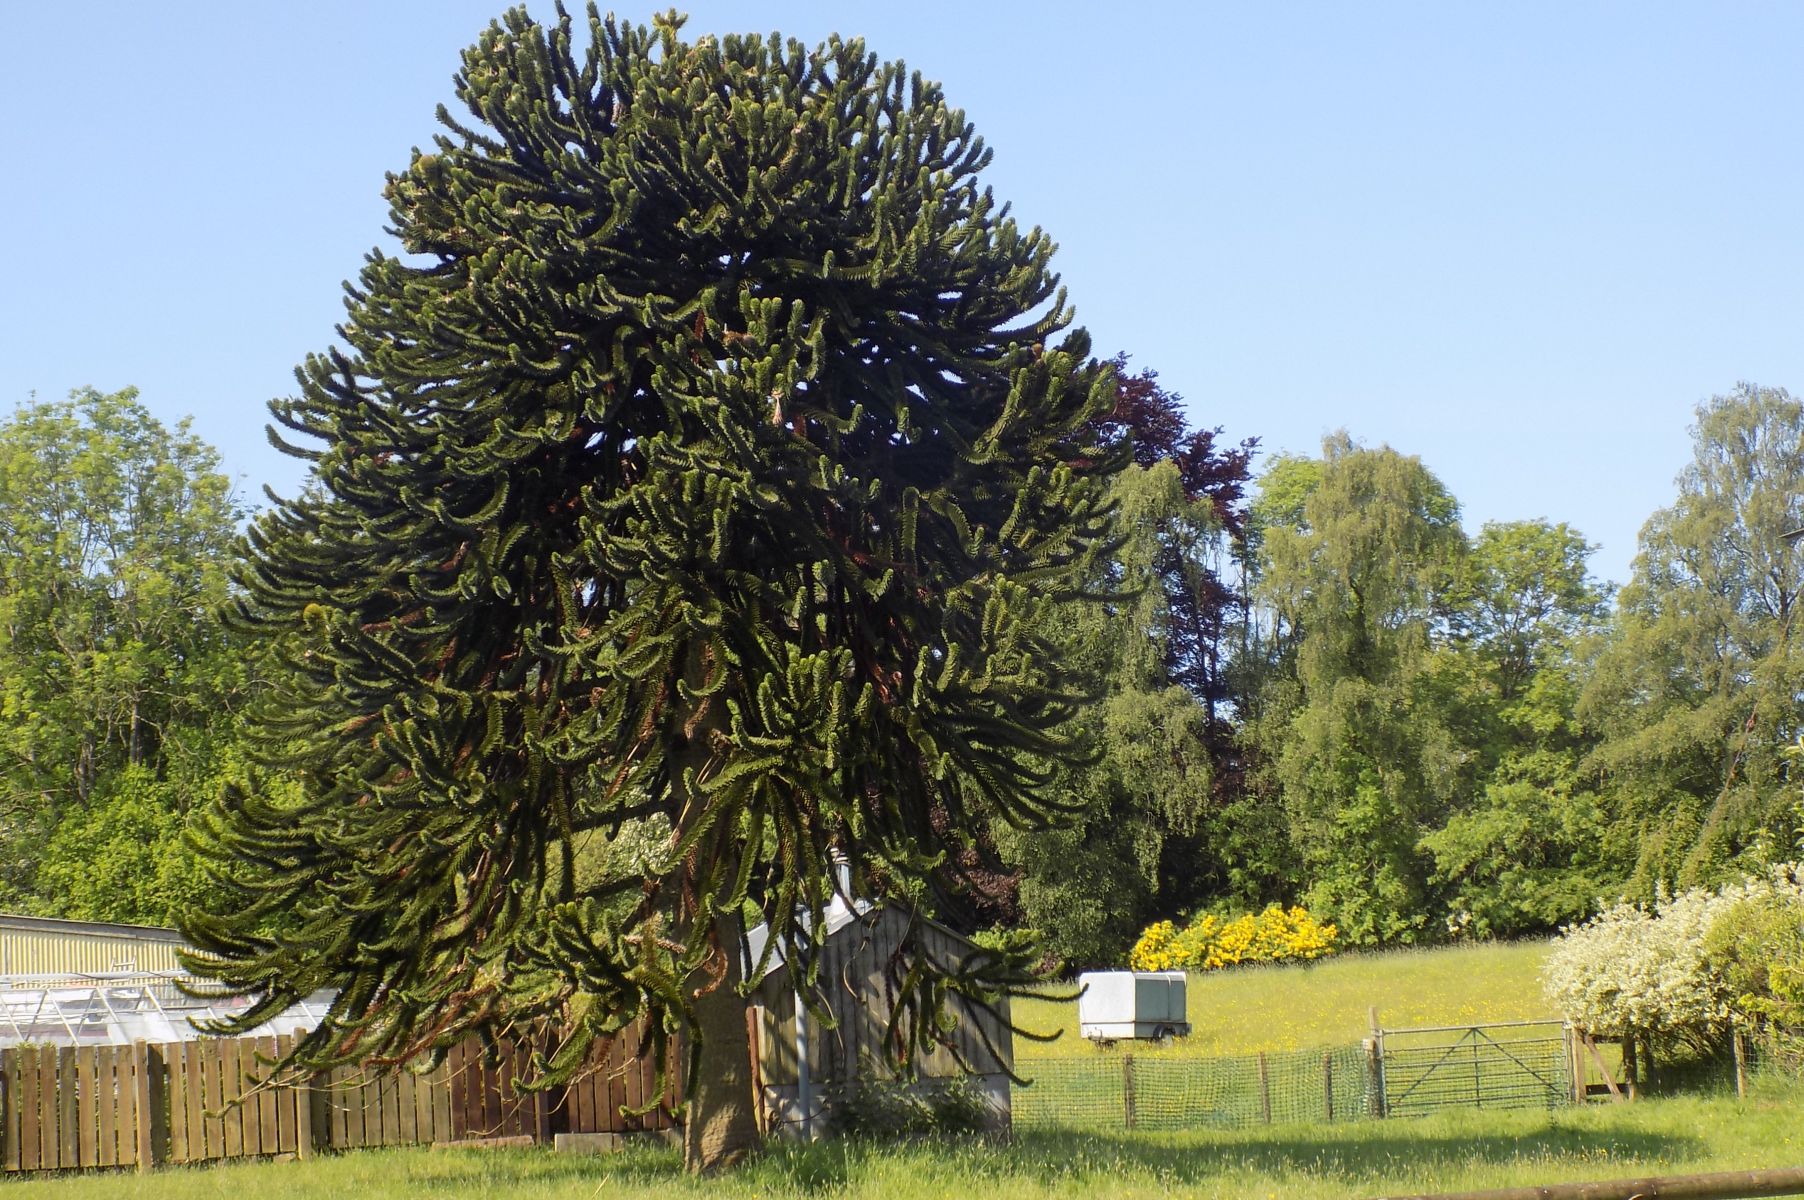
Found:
<box><xmin>8</xmin><ymin>939</ymin><xmax>1767</xmax><ymax>1200</ymax></box>
<box><xmin>1014</xmin><ymin>940</ymin><xmax>1557</xmax><ymax>1058</ymax></box>
<box><xmin>6</xmin><ymin>1086</ymin><xmax>1801</xmax><ymax>1200</ymax></box>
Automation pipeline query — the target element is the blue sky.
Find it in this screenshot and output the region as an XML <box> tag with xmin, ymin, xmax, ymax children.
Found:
<box><xmin>5</xmin><ymin>2</ymin><xmax>1801</xmax><ymax>585</ymax></box>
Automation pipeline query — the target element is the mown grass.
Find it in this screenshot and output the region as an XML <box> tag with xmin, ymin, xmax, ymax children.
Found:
<box><xmin>1014</xmin><ymin>940</ymin><xmax>1556</xmax><ymax>1058</ymax></box>
<box><xmin>6</xmin><ymin>1084</ymin><xmax>1801</xmax><ymax>1200</ymax></box>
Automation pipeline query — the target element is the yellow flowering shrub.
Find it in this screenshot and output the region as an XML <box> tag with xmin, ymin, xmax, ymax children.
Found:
<box><xmin>1128</xmin><ymin>904</ymin><xmax>1337</xmax><ymax>972</ymax></box>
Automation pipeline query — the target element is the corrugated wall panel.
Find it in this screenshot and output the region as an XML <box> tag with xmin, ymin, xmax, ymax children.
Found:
<box><xmin>0</xmin><ymin>927</ymin><xmax>185</xmax><ymax>977</ymax></box>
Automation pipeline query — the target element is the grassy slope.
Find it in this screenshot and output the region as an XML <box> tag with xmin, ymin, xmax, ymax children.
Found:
<box><xmin>1014</xmin><ymin>940</ymin><xmax>1557</xmax><ymax>1058</ymax></box>
<box><xmin>11</xmin><ymin>1086</ymin><xmax>1803</xmax><ymax>1200</ymax></box>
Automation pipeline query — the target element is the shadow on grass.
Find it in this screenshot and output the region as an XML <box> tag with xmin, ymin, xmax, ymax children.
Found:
<box><xmin>1003</xmin><ymin>1123</ymin><xmax>1704</xmax><ymax>1185</ymax></box>
<box><xmin>393</xmin><ymin>1116</ymin><xmax>1703</xmax><ymax>1196</ymax></box>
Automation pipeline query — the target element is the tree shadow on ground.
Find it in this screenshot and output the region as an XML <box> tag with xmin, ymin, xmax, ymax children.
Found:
<box><xmin>394</xmin><ymin>1118</ymin><xmax>1703</xmax><ymax>1196</ymax></box>
<box><xmin>1005</xmin><ymin>1123</ymin><xmax>1703</xmax><ymax>1186</ymax></box>
<box><xmin>728</xmin><ymin>1120</ymin><xmax>1702</xmax><ymax>1195</ymax></box>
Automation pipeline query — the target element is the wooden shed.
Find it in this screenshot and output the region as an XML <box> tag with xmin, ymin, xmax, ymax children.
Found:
<box><xmin>746</xmin><ymin>903</ymin><xmax>1014</xmax><ymax>1138</ymax></box>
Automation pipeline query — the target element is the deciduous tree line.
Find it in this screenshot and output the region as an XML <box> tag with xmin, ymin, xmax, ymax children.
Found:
<box><xmin>1002</xmin><ymin>381</ymin><xmax>1804</xmax><ymax>966</ymax></box>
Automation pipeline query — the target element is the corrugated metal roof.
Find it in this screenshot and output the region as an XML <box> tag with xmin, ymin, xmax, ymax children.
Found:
<box><xmin>744</xmin><ymin>897</ymin><xmax>873</xmax><ymax>979</ymax></box>
<box><xmin>0</xmin><ymin>915</ymin><xmax>184</xmax><ymax>941</ymax></box>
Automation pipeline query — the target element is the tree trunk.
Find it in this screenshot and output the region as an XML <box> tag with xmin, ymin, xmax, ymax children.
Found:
<box><xmin>672</xmin><ymin>642</ymin><xmax>760</xmax><ymax>1173</ymax></box>
<box><xmin>682</xmin><ymin>911</ymin><xmax>760</xmax><ymax>1174</ymax></box>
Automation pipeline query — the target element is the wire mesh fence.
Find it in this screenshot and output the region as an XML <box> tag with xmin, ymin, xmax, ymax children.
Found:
<box><xmin>1013</xmin><ymin>1021</ymin><xmax>1583</xmax><ymax>1132</ymax></box>
<box><xmin>1012</xmin><ymin>1044</ymin><xmax>1374</xmax><ymax>1133</ymax></box>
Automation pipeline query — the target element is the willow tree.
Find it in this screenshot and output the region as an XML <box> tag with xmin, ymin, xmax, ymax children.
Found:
<box><xmin>184</xmin><ymin>5</ymin><xmax>1117</xmax><ymax>1173</ymax></box>
<box><xmin>1252</xmin><ymin>434</ymin><xmax>1465</xmax><ymax>944</ymax></box>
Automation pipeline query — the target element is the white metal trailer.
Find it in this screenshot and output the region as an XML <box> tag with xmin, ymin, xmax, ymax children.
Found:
<box><xmin>1077</xmin><ymin>970</ymin><xmax>1190</xmax><ymax>1042</ymax></box>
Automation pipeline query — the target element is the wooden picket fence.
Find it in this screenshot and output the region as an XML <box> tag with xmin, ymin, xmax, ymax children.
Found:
<box><xmin>3</xmin><ymin>1043</ymin><xmax>155</xmax><ymax>1171</ymax></box>
<box><xmin>0</xmin><ymin>1022</ymin><xmax>678</xmax><ymax>1174</ymax></box>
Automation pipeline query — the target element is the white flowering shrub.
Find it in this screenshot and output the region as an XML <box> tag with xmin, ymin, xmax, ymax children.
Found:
<box><xmin>1543</xmin><ymin>865</ymin><xmax>1804</xmax><ymax>1045</ymax></box>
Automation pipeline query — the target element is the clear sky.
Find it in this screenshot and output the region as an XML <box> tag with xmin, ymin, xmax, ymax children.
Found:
<box><xmin>5</xmin><ymin>2</ymin><xmax>1801</xmax><ymax>586</ymax></box>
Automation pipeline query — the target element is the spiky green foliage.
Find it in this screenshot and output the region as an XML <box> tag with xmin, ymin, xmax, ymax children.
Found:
<box><xmin>185</xmin><ymin>4</ymin><xmax>1117</xmax><ymax>1098</ymax></box>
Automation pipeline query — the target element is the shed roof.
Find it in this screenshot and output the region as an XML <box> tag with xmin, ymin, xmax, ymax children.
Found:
<box><xmin>0</xmin><ymin>914</ymin><xmax>185</xmax><ymax>942</ymax></box>
<box><xmin>743</xmin><ymin>896</ymin><xmax>875</xmax><ymax>979</ymax></box>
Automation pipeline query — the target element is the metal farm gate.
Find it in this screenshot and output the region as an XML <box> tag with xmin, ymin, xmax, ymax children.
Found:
<box><xmin>1375</xmin><ymin>1019</ymin><xmax>1572</xmax><ymax>1116</ymax></box>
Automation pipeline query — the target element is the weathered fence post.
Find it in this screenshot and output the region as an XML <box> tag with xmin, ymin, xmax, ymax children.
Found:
<box><xmin>1368</xmin><ymin>1008</ymin><xmax>1387</xmax><ymax>1119</ymax></box>
<box><xmin>1322</xmin><ymin>1052</ymin><xmax>1335</xmax><ymax>1122</ymax></box>
<box><xmin>294</xmin><ymin>1059</ymin><xmax>315</xmax><ymax>1160</ymax></box>
<box><xmin>1732</xmin><ymin>1022</ymin><xmax>1749</xmax><ymax>1100</ymax></box>
<box><xmin>292</xmin><ymin>1039</ymin><xmax>317</xmax><ymax>1162</ymax></box>
<box><xmin>151</xmin><ymin>1044</ymin><xmax>170</xmax><ymax>1170</ymax></box>
<box><xmin>1121</xmin><ymin>1054</ymin><xmax>1136</xmax><ymax>1130</ymax></box>
<box><xmin>131</xmin><ymin>1042</ymin><xmax>156</xmax><ymax>1174</ymax></box>
<box><xmin>57</xmin><ymin>1047</ymin><xmax>75</xmax><ymax>1168</ymax></box>
<box><xmin>1258</xmin><ymin>1052</ymin><xmax>1272</xmax><ymax>1124</ymax></box>
<box><xmin>532</xmin><ymin>1086</ymin><xmax>551</xmax><ymax>1146</ymax></box>
<box><xmin>0</xmin><ymin>1046</ymin><xmax>10</xmax><ymax>1173</ymax></box>
<box><xmin>746</xmin><ymin>1007</ymin><xmax>767</xmax><ymax>1136</ymax></box>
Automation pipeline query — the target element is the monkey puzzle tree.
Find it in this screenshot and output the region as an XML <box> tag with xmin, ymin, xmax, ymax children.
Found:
<box><xmin>184</xmin><ymin>6</ymin><xmax>1117</xmax><ymax>1173</ymax></box>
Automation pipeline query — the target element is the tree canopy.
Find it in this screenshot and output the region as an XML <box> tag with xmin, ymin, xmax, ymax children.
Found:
<box><xmin>996</xmin><ymin>462</ymin><xmax>1218</xmax><ymax>965</ymax></box>
<box><xmin>1584</xmin><ymin>383</ymin><xmax>1804</xmax><ymax>890</ymax></box>
<box><xmin>1252</xmin><ymin>433</ymin><xmax>1465</xmax><ymax>944</ymax></box>
<box><xmin>0</xmin><ymin>388</ymin><xmax>242</xmax><ymax>923</ymax></box>
<box><xmin>182</xmin><ymin>7</ymin><xmax>1119</xmax><ymax>1171</ymax></box>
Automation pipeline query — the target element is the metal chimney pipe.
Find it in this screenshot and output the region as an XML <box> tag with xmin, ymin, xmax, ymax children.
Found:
<box><xmin>832</xmin><ymin>850</ymin><xmax>852</xmax><ymax>904</ymax></box>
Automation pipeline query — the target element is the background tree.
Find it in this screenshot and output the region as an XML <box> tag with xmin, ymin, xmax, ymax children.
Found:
<box><xmin>983</xmin><ymin>364</ymin><xmax>1254</xmax><ymax>966</ymax></box>
<box><xmin>0</xmin><ymin>387</ymin><xmax>241</xmax><ymax>921</ymax></box>
<box><xmin>1418</xmin><ymin>520</ymin><xmax>1612</xmax><ymax>937</ymax></box>
<box><xmin>1583</xmin><ymin>383</ymin><xmax>1804</xmax><ymax>892</ymax></box>
<box><xmin>1251</xmin><ymin>433</ymin><xmax>1465</xmax><ymax>944</ymax></box>
<box><xmin>1217</xmin><ymin>451</ymin><xmax>1329</xmax><ymax>904</ymax></box>
<box><xmin>995</xmin><ymin>462</ymin><xmax>1216</xmax><ymax>965</ymax></box>
<box><xmin>1092</xmin><ymin>357</ymin><xmax>1256</xmax><ymax>717</ymax></box>
<box><xmin>185</xmin><ymin>8</ymin><xmax>1119</xmax><ymax>1173</ymax></box>
<box><xmin>1237</xmin><ymin>452</ymin><xmax>1325</xmax><ymax>668</ymax></box>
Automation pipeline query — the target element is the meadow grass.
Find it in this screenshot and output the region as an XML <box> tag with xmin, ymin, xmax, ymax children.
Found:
<box><xmin>5</xmin><ymin>1084</ymin><xmax>1800</xmax><ymax>1200</ymax></box>
<box><xmin>1014</xmin><ymin>940</ymin><xmax>1556</xmax><ymax>1058</ymax></box>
